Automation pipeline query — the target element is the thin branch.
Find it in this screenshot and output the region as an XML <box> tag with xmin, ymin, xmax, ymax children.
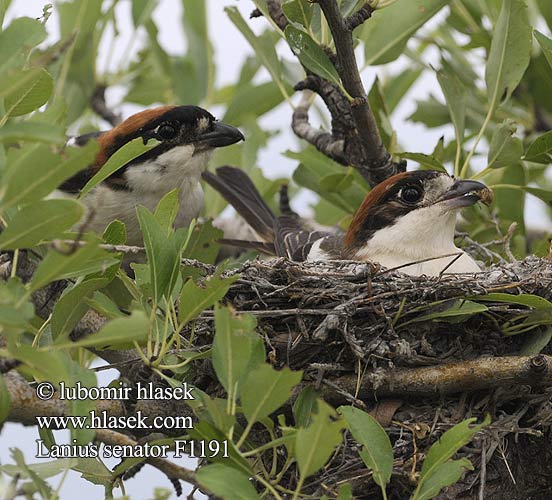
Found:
<box><xmin>317</xmin><ymin>0</ymin><xmax>395</xmax><ymax>185</ymax></box>
<box><xmin>51</xmin><ymin>240</ymin><xmax>215</xmax><ymax>272</ymax></box>
<box><xmin>97</xmin><ymin>429</ymin><xmax>200</xmax><ymax>490</ymax></box>
<box><xmin>91</xmin><ymin>85</ymin><xmax>122</xmax><ymax>127</ymax></box>
<box><xmin>344</xmin><ymin>2</ymin><xmax>374</xmax><ymax>31</ymax></box>
<box><xmin>263</xmin><ymin>0</ymin><xmax>401</xmax><ymax>185</ymax></box>
<box><xmin>266</xmin><ymin>0</ymin><xmax>288</xmax><ymax>31</ymax></box>
<box><xmin>292</xmin><ymin>91</ymin><xmax>346</xmax><ymax>162</ymax></box>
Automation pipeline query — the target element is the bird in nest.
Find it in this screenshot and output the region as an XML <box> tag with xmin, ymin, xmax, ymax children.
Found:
<box><xmin>203</xmin><ymin>166</ymin><xmax>494</xmax><ymax>276</ymax></box>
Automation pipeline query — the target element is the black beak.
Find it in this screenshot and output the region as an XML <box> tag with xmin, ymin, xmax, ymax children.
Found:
<box><xmin>438</xmin><ymin>179</ymin><xmax>492</xmax><ymax>210</ymax></box>
<box><xmin>198</xmin><ymin>122</ymin><xmax>244</xmax><ymax>148</ymax></box>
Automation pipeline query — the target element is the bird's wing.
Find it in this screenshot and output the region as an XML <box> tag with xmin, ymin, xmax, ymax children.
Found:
<box><xmin>274</xmin><ymin>215</ymin><xmax>332</xmax><ymax>261</ymax></box>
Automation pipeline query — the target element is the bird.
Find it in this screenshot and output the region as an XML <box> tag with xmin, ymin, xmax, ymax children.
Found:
<box><xmin>202</xmin><ymin>166</ymin><xmax>494</xmax><ymax>276</ymax></box>
<box><xmin>59</xmin><ymin>105</ymin><xmax>244</xmax><ymax>246</ymax></box>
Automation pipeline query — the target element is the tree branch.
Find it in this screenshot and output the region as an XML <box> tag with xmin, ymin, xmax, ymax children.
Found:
<box><xmin>321</xmin><ymin>355</ymin><xmax>552</xmax><ymax>401</ymax></box>
<box><xmin>91</xmin><ymin>85</ymin><xmax>121</xmax><ymax>127</ymax></box>
<box><xmin>317</xmin><ymin>0</ymin><xmax>395</xmax><ymax>185</ymax></box>
<box><xmin>292</xmin><ymin>90</ymin><xmax>347</xmax><ymax>163</ymax></box>
<box><xmin>344</xmin><ymin>2</ymin><xmax>374</xmax><ymax>31</ymax></box>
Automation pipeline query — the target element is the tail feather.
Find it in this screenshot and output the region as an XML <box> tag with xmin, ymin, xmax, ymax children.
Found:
<box><xmin>219</xmin><ymin>238</ymin><xmax>276</xmax><ymax>255</ymax></box>
<box><xmin>202</xmin><ymin>166</ymin><xmax>276</xmax><ymax>242</ymax></box>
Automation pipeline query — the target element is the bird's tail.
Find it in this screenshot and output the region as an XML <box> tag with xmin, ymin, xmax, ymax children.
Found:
<box><xmin>202</xmin><ymin>166</ymin><xmax>276</xmax><ymax>242</ymax></box>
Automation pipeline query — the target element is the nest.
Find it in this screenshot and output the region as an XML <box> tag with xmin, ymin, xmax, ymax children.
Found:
<box><xmin>190</xmin><ymin>256</ymin><xmax>552</xmax><ymax>499</ymax></box>
<box><xmin>9</xmin><ymin>250</ymin><xmax>552</xmax><ymax>498</ymax></box>
<box><xmin>197</xmin><ymin>256</ymin><xmax>552</xmax><ymax>367</ymax></box>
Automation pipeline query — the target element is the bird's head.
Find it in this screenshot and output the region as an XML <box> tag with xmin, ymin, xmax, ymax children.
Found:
<box><xmin>343</xmin><ymin>170</ymin><xmax>492</xmax><ymax>259</ymax></box>
<box><xmin>95</xmin><ymin>104</ymin><xmax>243</xmax><ymax>167</ymax></box>
<box><xmin>64</xmin><ymin>105</ymin><xmax>244</xmax><ymax>193</ymax></box>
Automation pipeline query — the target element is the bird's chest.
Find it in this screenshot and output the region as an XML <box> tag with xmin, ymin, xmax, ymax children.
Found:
<box><xmin>83</xmin><ymin>181</ymin><xmax>203</xmax><ymax>246</ymax></box>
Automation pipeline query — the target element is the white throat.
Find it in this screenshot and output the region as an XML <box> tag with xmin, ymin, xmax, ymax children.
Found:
<box><xmin>76</xmin><ymin>146</ymin><xmax>211</xmax><ymax>246</ymax></box>
<box><xmin>353</xmin><ymin>204</ymin><xmax>481</xmax><ymax>276</ymax></box>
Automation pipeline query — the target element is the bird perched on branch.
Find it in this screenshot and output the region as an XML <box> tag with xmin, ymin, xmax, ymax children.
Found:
<box><xmin>60</xmin><ymin>105</ymin><xmax>244</xmax><ymax>245</ymax></box>
<box><xmin>203</xmin><ymin>167</ymin><xmax>493</xmax><ymax>276</ymax></box>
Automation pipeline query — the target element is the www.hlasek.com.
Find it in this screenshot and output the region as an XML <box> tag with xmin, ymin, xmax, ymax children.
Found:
<box><xmin>33</xmin><ymin>381</ymin><xmax>228</xmax><ymax>459</ymax></box>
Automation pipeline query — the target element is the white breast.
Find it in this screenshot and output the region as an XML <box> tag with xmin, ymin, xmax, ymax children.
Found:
<box><xmin>352</xmin><ymin>205</ymin><xmax>481</xmax><ymax>276</ymax></box>
<box><xmin>307</xmin><ymin>204</ymin><xmax>481</xmax><ymax>276</ymax></box>
<box><xmin>75</xmin><ymin>147</ymin><xmax>211</xmax><ymax>246</ymax></box>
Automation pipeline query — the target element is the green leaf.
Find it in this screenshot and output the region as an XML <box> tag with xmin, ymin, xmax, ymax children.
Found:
<box><xmin>293</xmin><ymin>385</ymin><xmax>319</xmax><ymax>428</ymax></box>
<box><xmin>8</xmin><ymin>448</ymin><xmax>52</xmax><ymax>498</ymax></box>
<box><xmin>523</xmin><ymin>186</ymin><xmax>552</xmax><ymax>204</ymax></box>
<box><xmin>534</xmin><ymin>30</ymin><xmax>552</xmax><ymax>70</ymax></box>
<box><xmin>197</xmin><ymin>464</ymin><xmax>260</xmax><ymax>500</ymax></box>
<box><xmin>102</xmin><ymin>220</ymin><xmax>127</xmax><ymax>245</ymax></box>
<box><xmin>408</xmin><ymin>94</ymin><xmax>451</xmax><ymax>128</ymax></box>
<box><xmin>131</xmin><ymin>0</ymin><xmax>158</xmax><ymax>27</ymax></box>
<box><xmin>189</xmin><ymin>420</ymin><xmax>253</xmax><ymax>474</ymax></box>
<box><xmin>1</xmin><ymin>142</ymin><xmax>97</xmax><ymax>211</ymax></box>
<box><xmin>415</xmin><ymin>416</ymin><xmax>490</xmax><ymax>498</ymax></box>
<box><xmin>537</xmin><ymin>0</ymin><xmax>552</xmax><ymax>31</ymax></box>
<box><xmin>319</xmin><ymin>172</ymin><xmax>354</xmax><ymax>192</ymax></box>
<box><xmin>241</xmin><ymin>364</ymin><xmax>302</xmax><ymax>424</ymax></box>
<box><xmin>8</xmin><ymin>346</ymin><xmax>68</xmax><ymax>383</ymax></box>
<box><xmin>3</xmin><ymin>68</ymin><xmax>54</xmax><ymax>117</ymax></box>
<box><xmin>288</xmin><ymin>147</ymin><xmax>368</xmax><ymax>214</ymax></box>
<box><xmin>182</xmin><ymin>220</ymin><xmax>224</xmax><ymax>275</ymax></box>
<box><xmin>178</xmin><ymin>274</ymin><xmax>238</xmax><ymax>325</ymax></box>
<box><xmin>0</xmin><ymin>374</ymin><xmax>11</xmax><ymax>423</ymax></box>
<box><xmin>488</xmin><ymin>119</ymin><xmax>523</xmax><ymax>167</ymax></box>
<box><xmin>154</xmin><ymin>189</ymin><xmax>180</xmax><ymax>233</ymax></box>
<box><xmin>282</xmin><ymin>0</ymin><xmax>313</xmax><ymax>28</ymax></box>
<box><xmin>225</xmin><ymin>7</ymin><xmax>289</xmax><ymax>99</ymax></box>
<box><xmin>0</xmin><ymin>199</ymin><xmax>83</xmax><ymax>250</ymax></box>
<box><xmin>0</xmin><ymin>17</ymin><xmax>46</xmax><ymax>76</ymax></box>
<box><xmin>295</xmin><ymin>400</ymin><xmax>344</xmax><ymax>479</ymax></box>
<box><xmin>475</xmin><ymin>293</ymin><xmax>552</xmax><ymax>309</ymax></box>
<box><xmin>285</xmin><ymin>25</ymin><xmax>342</xmax><ymax>88</ymax></box>
<box><xmin>182</xmin><ymin>0</ymin><xmax>214</xmax><ymax>103</ymax></box>
<box><xmin>211</xmin><ymin>306</ymin><xmax>261</xmax><ymax>398</ymax></box>
<box><xmin>414</xmin><ymin>459</ymin><xmax>474</xmax><ymax>500</ymax></box>
<box><xmin>0</xmin><ymin>278</ymin><xmax>34</xmax><ymax>334</ymax></box>
<box><xmin>223</xmin><ymin>81</ymin><xmax>289</xmax><ymax>126</ymax></box>
<box><xmin>485</xmin><ymin>0</ymin><xmax>532</xmax><ymax>111</ymax></box>
<box><xmin>362</xmin><ymin>0</ymin><xmax>450</xmax><ymax>65</ymax></box>
<box><xmin>524</xmin><ymin>130</ymin><xmax>552</xmax><ymax>164</ymax></box>
<box><xmin>137</xmin><ymin>205</ymin><xmax>189</xmax><ymax>301</ymax></box>
<box><xmin>399</xmin><ymin>152</ymin><xmax>447</xmax><ymax>172</ymax></box>
<box><xmin>403</xmin><ymin>300</ymin><xmax>488</xmax><ymax>326</ymax></box>
<box><xmin>79</xmin><ymin>138</ymin><xmax>158</xmax><ymax>197</ymax></box>
<box><xmin>1</xmin><ymin>458</ymin><xmax>82</xmax><ymax>481</ymax></box>
<box><xmin>337</xmin><ymin>483</ymin><xmax>353</xmax><ymax>500</ymax></box>
<box><xmin>51</xmin><ymin>278</ymin><xmax>110</xmax><ymax>342</ymax></box>
<box><xmin>0</xmin><ymin>121</ymin><xmax>65</xmax><ymax>144</ymax></box>
<box><xmin>339</xmin><ymin>406</ymin><xmax>393</xmax><ymax>491</ymax></box>
<box><xmin>519</xmin><ymin>326</ymin><xmax>552</xmax><ymax>355</ymax></box>
<box><xmin>436</xmin><ymin>68</ymin><xmax>466</xmax><ymax>164</ymax></box>
<box><xmin>368</xmin><ymin>77</ymin><xmax>395</xmax><ymax>151</ymax></box>
<box><xmin>53</xmin><ymin>311</ymin><xmax>150</xmax><ymax>350</ymax></box>
<box><xmin>384</xmin><ymin>67</ymin><xmax>424</xmax><ymax>113</ymax></box>
<box><xmin>30</xmin><ymin>240</ymin><xmax>116</xmax><ymax>292</ymax></box>
<box><xmin>196</xmin><ymin>393</ymin><xmax>236</xmax><ymax>434</ymax></box>
<box><xmin>66</xmin><ymin>362</ymin><xmax>98</xmax><ymax>444</ymax></box>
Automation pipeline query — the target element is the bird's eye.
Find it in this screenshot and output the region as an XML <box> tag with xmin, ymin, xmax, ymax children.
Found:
<box><xmin>157</xmin><ymin>124</ymin><xmax>177</xmax><ymax>140</ymax></box>
<box><xmin>399</xmin><ymin>185</ymin><xmax>423</xmax><ymax>204</ymax></box>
